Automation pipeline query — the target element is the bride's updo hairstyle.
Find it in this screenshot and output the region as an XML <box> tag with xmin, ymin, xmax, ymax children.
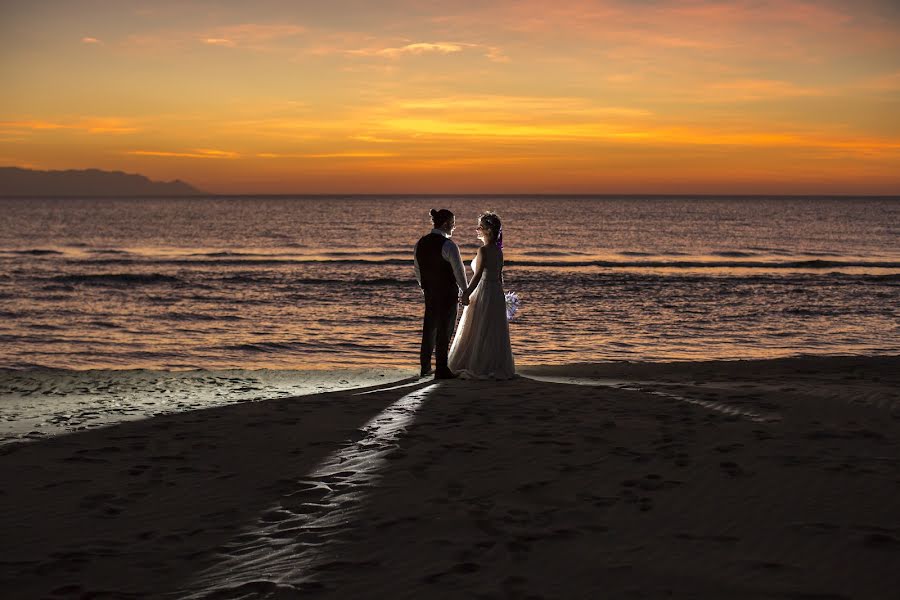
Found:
<box><xmin>430</xmin><ymin>208</ymin><xmax>454</xmax><ymax>228</ymax></box>
<box><xmin>479</xmin><ymin>211</ymin><xmax>503</xmax><ymax>250</ymax></box>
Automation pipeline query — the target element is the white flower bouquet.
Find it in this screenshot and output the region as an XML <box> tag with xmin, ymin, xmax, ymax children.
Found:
<box><xmin>505</xmin><ymin>291</ymin><xmax>521</xmax><ymax>321</ymax></box>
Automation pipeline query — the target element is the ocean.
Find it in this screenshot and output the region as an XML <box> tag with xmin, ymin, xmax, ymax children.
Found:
<box><xmin>1</xmin><ymin>195</ymin><xmax>898</xmax><ymax>370</ymax></box>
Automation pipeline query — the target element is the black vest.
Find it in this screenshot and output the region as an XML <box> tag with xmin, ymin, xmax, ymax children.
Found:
<box><xmin>416</xmin><ymin>232</ymin><xmax>457</xmax><ymax>294</ymax></box>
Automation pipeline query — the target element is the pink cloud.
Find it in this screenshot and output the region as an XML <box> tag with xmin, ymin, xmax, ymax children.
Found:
<box><xmin>701</xmin><ymin>78</ymin><xmax>830</xmax><ymax>101</ymax></box>
<box><xmin>125</xmin><ymin>23</ymin><xmax>307</xmax><ymax>53</ymax></box>
<box><xmin>210</xmin><ymin>23</ymin><xmax>306</xmax><ymax>43</ymax></box>
<box><xmin>663</xmin><ymin>1</ymin><xmax>852</xmax><ymax>29</ymax></box>
<box><xmin>425</xmin><ymin>0</ymin><xmax>895</xmax><ymax>59</ymax></box>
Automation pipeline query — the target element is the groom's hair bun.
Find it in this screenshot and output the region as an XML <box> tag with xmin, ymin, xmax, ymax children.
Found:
<box><xmin>430</xmin><ymin>208</ymin><xmax>454</xmax><ymax>227</ymax></box>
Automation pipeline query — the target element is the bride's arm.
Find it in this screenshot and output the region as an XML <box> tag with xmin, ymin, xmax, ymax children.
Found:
<box><xmin>462</xmin><ymin>247</ymin><xmax>485</xmax><ymax>301</ymax></box>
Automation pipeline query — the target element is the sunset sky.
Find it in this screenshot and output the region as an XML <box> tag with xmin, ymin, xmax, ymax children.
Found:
<box><xmin>2</xmin><ymin>0</ymin><xmax>899</xmax><ymax>194</ymax></box>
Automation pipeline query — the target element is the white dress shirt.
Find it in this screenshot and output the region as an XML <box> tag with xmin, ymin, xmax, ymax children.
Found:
<box><xmin>414</xmin><ymin>228</ymin><xmax>469</xmax><ymax>292</ymax></box>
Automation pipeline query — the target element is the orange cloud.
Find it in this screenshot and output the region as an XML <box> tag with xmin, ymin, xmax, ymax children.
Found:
<box><xmin>346</xmin><ymin>41</ymin><xmax>507</xmax><ymax>62</ymax></box>
<box><xmin>0</xmin><ymin>120</ymin><xmax>68</xmax><ymax>131</ymax></box>
<box><xmin>203</xmin><ymin>38</ymin><xmax>236</xmax><ymax>47</ymax></box>
<box><xmin>0</xmin><ymin>118</ymin><xmax>138</xmax><ymax>134</ymax></box>
<box><xmin>391</xmin><ymin>95</ymin><xmax>654</xmax><ymax>118</ymax></box>
<box><xmin>127</xmin><ymin>149</ymin><xmax>239</xmax><ymax>159</ymax></box>
<box><xmin>256</xmin><ymin>151</ymin><xmax>396</xmax><ymax>158</ymax></box>
<box><xmin>81</xmin><ymin>37</ymin><xmax>102</xmax><ymax>45</ymax></box>
<box><xmin>355</xmin><ymin>42</ymin><xmax>465</xmax><ymax>57</ymax></box>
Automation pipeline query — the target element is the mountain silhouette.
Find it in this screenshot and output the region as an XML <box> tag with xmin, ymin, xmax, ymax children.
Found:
<box><xmin>0</xmin><ymin>167</ymin><xmax>202</xmax><ymax>196</ymax></box>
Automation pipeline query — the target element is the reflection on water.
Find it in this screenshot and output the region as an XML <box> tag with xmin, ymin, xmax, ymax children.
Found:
<box><xmin>1</xmin><ymin>196</ymin><xmax>898</xmax><ymax>369</ymax></box>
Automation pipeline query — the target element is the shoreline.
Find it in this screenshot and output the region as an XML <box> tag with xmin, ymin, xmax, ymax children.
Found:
<box><xmin>2</xmin><ymin>356</ymin><xmax>898</xmax><ymax>446</ymax></box>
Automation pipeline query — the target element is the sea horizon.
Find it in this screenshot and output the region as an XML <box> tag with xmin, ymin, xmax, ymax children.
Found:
<box><xmin>3</xmin><ymin>192</ymin><xmax>900</xmax><ymax>199</ymax></box>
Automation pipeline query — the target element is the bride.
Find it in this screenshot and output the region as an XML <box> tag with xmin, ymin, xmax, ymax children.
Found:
<box><xmin>448</xmin><ymin>212</ymin><xmax>516</xmax><ymax>379</ymax></box>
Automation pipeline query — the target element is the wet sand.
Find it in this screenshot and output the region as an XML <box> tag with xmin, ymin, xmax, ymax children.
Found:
<box><xmin>1</xmin><ymin>356</ymin><xmax>898</xmax><ymax>599</ymax></box>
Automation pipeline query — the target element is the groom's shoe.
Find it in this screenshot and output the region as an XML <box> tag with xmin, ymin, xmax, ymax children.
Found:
<box><xmin>434</xmin><ymin>368</ymin><xmax>458</xmax><ymax>380</ymax></box>
<box><xmin>420</xmin><ymin>368</ymin><xmax>434</xmax><ymax>378</ymax></box>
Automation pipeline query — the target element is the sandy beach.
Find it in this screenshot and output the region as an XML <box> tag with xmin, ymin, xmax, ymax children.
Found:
<box><xmin>1</xmin><ymin>356</ymin><xmax>898</xmax><ymax>599</ymax></box>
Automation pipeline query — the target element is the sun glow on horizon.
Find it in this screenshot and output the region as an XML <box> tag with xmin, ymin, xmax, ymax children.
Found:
<box><xmin>2</xmin><ymin>0</ymin><xmax>899</xmax><ymax>194</ymax></box>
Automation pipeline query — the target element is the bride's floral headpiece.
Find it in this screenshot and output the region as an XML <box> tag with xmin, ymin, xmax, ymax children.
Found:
<box><xmin>479</xmin><ymin>211</ymin><xmax>503</xmax><ymax>250</ymax></box>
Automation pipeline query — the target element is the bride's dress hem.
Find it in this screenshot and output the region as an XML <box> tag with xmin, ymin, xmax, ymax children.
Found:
<box><xmin>447</xmin><ymin>250</ymin><xmax>516</xmax><ymax>380</ymax></box>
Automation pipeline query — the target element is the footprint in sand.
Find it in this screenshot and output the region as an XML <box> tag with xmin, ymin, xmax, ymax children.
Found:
<box><xmin>852</xmin><ymin>525</ymin><xmax>900</xmax><ymax>550</ymax></box>
<box><xmin>622</xmin><ymin>474</ymin><xmax>683</xmax><ymax>492</ymax></box>
<box><xmin>790</xmin><ymin>521</ymin><xmax>840</xmax><ymax>536</ymax></box>
<box><xmin>714</xmin><ymin>442</ymin><xmax>745</xmax><ymax>453</ymax></box>
<box><xmin>719</xmin><ymin>461</ymin><xmax>752</xmax><ymax>477</ymax></box>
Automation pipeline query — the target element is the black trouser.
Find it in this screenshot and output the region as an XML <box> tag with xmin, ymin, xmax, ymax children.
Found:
<box><xmin>420</xmin><ymin>288</ymin><xmax>459</xmax><ymax>373</ymax></box>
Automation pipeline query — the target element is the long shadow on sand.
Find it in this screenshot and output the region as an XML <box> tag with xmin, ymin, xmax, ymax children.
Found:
<box><xmin>173</xmin><ymin>372</ymin><xmax>900</xmax><ymax>600</ymax></box>
<box><xmin>5</xmin><ymin>365</ymin><xmax>899</xmax><ymax>599</ymax></box>
<box><xmin>0</xmin><ymin>376</ymin><xmax>431</xmax><ymax>599</ymax></box>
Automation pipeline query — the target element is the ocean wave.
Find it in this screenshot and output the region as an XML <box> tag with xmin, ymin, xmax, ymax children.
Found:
<box><xmin>0</xmin><ymin>362</ymin><xmax>60</xmax><ymax>370</ymax></box>
<box><xmin>508</xmin><ymin>270</ymin><xmax>900</xmax><ymax>287</ymax></box>
<box><xmin>321</xmin><ymin>249</ymin><xmax>411</xmax><ymax>257</ymax></box>
<box><xmin>164</xmin><ymin>312</ymin><xmax>244</xmax><ymax>322</ymax></box>
<box><xmin>67</xmin><ymin>257</ymin><xmax>414</xmax><ymax>267</ymax></box>
<box><xmin>362</xmin><ymin>314</ymin><xmax>416</xmax><ymax>323</ymax></box>
<box><xmin>521</xmin><ymin>250</ymin><xmax>591</xmax><ymax>257</ymax></box>
<box><xmin>59</xmin><ymin>254</ymin><xmax>900</xmax><ymax>270</ymax></box>
<box><xmin>50</xmin><ymin>273</ymin><xmax>185</xmax><ymax>286</ymax></box>
<box><xmin>89</xmin><ymin>249</ymin><xmax>131</xmax><ymax>255</ymax></box>
<box><xmin>221</xmin><ymin>276</ymin><xmax>413</xmax><ymax>286</ymax></box>
<box><xmin>710</xmin><ymin>251</ymin><xmax>758</xmax><ymax>258</ymax></box>
<box><xmin>190</xmin><ymin>251</ymin><xmax>282</xmax><ymax>258</ymax></box>
<box><xmin>189</xmin><ymin>249</ymin><xmax>408</xmax><ymax>259</ymax></box>
<box><xmin>40</xmin><ymin>284</ymin><xmax>76</xmax><ymax>292</ymax></box>
<box><xmin>88</xmin><ymin>321</ymin><xmax>125</xmax><ymax>329</ymax></box>
<box><xmin>223</xmin><ymin>340</ymin><xmax>380</xmax><ymax>354</ymax></box>
<box><xmin>780</xmin><ymin>307</ymin><xmax>841</xmax><ymax>316</ymax></box>
<box><xmin>224</xmin><ymin>341</ymin><xmax>318</xmax><ymax>352</ymax></box>
<box><xmin>505</xmin><ymin>259</ymin><xmax>900</xmax><ymax>269</ymax></box>
<box><xmin>2</xmin><ymin>249</ymin><xmax>63</xmax><ymax>256</ymax></box>
<box><xmin>299</xmin><ymin>276</ymin><xmax>413</xmax><ymax>287</ymax></box>
<box><xmin>26</xmin><ymin>323</ymin><xmax>62</xmax><ymax>330</ymax></box>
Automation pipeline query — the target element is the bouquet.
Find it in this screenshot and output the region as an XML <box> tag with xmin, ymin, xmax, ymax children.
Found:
<box><xmin>505</xmin><ymin>291</ymin><xmax>521</xmax><ymax>321</ymax></box>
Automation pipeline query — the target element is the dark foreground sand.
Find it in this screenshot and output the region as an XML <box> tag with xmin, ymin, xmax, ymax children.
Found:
<box><xmin>1</xmin><ymin>356</ymin><xmax>898</xmax><ymax>599</ymax></box>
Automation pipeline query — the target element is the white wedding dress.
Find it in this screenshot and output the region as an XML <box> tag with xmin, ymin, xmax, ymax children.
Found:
<box><xmin>448</xmin><ymin>247</ymin><xmax>516</xmax><ymax>379</ymax></box>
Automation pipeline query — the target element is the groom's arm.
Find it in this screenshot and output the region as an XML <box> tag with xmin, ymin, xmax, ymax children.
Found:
<box><xmin>443</xmin><ymin>240</ymin><xmax>468</xmax><ymax>291</ymax></box>
<box><xmin>413</xmin><ymin>240</ymin><xmax>422</xmax><ymax>287</ymax></box>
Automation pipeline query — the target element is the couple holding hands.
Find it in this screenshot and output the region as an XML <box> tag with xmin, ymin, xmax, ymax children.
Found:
<box><xmin>414</xmin><ymin>209</ymin><xmax>516</xmax><ymax>380</ymax></box>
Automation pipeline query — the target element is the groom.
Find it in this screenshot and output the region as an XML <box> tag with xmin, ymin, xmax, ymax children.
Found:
<box><xmin>414</xmin><ymin>209</ymin><xmax>468</xmax><ymax>379</ymax></box>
